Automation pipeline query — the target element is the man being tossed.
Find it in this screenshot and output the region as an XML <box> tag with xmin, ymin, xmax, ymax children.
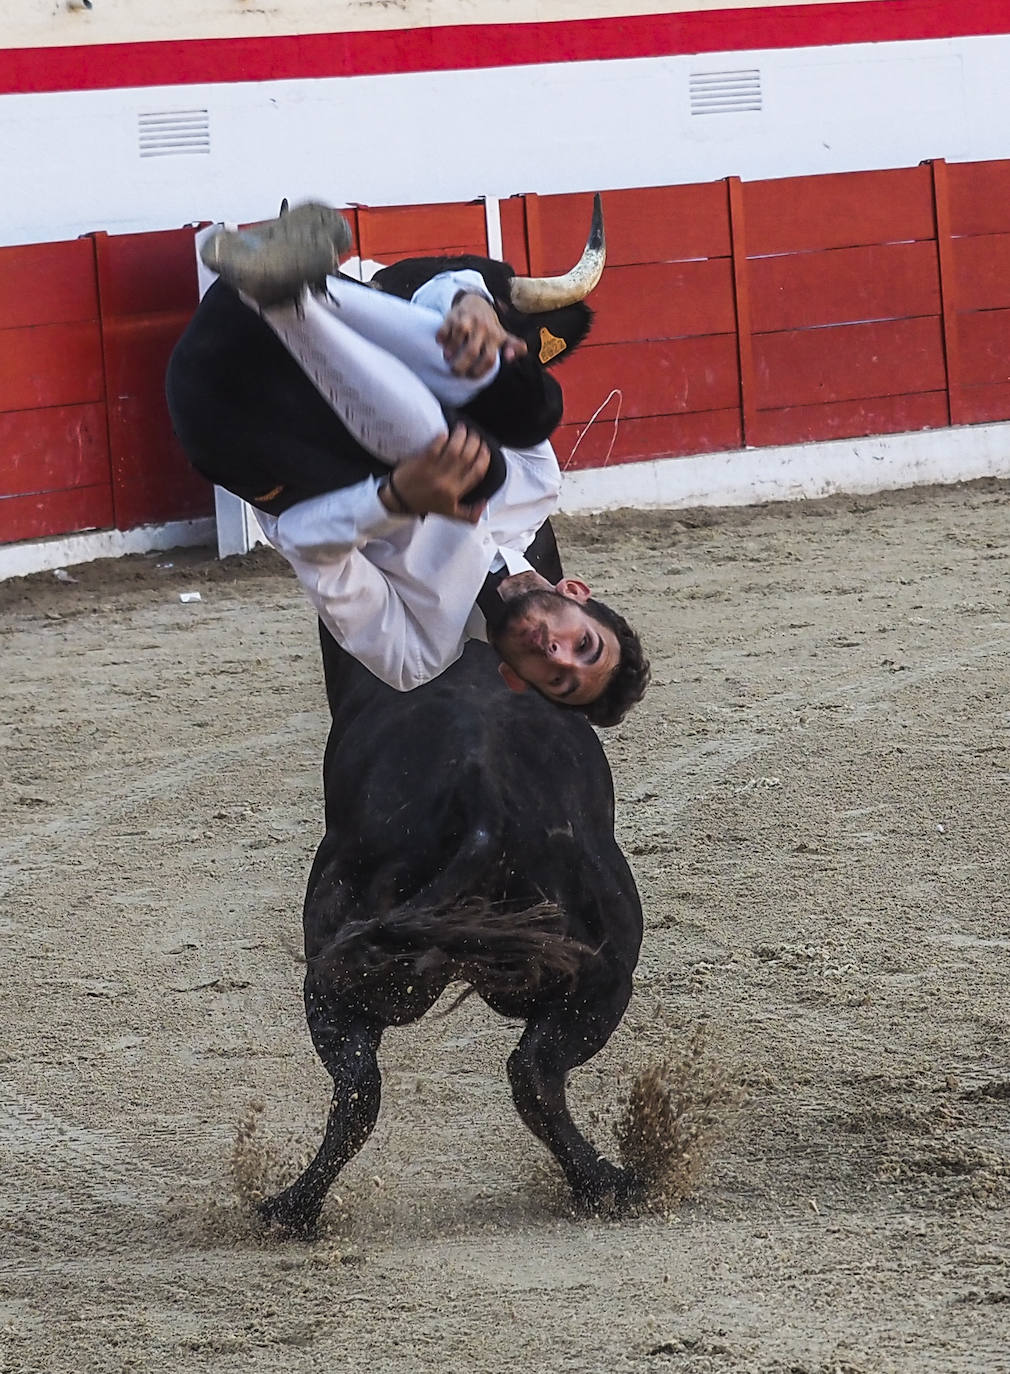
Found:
<box><xmin>167</xmin><ymin>199</ymin><xmax>649</xmax><ymax>726</ymax></box>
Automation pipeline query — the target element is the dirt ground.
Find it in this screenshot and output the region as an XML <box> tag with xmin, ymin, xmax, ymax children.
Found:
<box><xmin>2</xmin><ymin>480</ymin><xmax>1009</xmax><ymax>1374</ymax></box>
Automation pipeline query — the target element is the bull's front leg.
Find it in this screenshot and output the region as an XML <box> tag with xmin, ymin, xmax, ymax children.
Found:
<box><xmin>258</xmin><ymin>1008</ymin><xmax>383</xmax><ymax>1237</ymax></box>
<box><xmin>507</xmin><ymin>987</ymin><xmax>642</xmax><ymax>1216</ymax></box>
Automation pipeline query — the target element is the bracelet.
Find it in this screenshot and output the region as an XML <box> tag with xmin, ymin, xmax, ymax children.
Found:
<box><xmin>385</xmin><ymin>468</ymin><xmax>413</xmax><ymax>516</ymax></box>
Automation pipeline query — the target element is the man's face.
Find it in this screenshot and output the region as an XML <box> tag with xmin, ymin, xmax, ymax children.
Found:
<box><xmin>490</xmin><ymin>580</ymin><xmax>620</xmax><ymax>707</ymax></box>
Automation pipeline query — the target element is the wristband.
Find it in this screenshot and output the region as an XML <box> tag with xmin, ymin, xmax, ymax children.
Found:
<box><xmin>383</xmin><ymin>468</ymin><xmax>414</xmax><ymax>516</ymax></box>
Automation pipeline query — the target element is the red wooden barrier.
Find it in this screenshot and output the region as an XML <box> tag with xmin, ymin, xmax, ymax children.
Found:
<box><xmin>945</xmin><ymin>159</ymin><xmax>1010</xmax><ymax>424</ymax></box>
<box><xmin>4</xmin><ymin>160</ymin><xmax>1010</xmax><ymax>548</ymax></box>
<box><xmin>91</xmin><ymin>227</ymin><xmax>209</xmax><ymax>532</ymax></box>
<box><xmin>353</xmin><ymin>200</ymin><xmax>488</xmax><ymax>263</ymax></box>
<box><xmin>0</xmin><ymin>239</ymin><xmax>111</xmax><ymax>542</ymax></box>
<box><xmin>0</xmin><ymin>228</ymin><xmax>209</xmax><ymax>544</ymax></box>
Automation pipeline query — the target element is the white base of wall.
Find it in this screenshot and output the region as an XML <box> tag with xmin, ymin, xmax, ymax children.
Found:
<box><xmin>4</xmin><ymin>423</ymin><xmax>1009</xmax><ymax>579</ymax></box>
<box><xmin>0</xmin><ymin>516</ymin><xmax>216</xmax><ymax>581</ymax></box>
<box><xmin>558</xmin><ymin>423</ymin><xmax>1010</xmax><ymax>514</ymax></box>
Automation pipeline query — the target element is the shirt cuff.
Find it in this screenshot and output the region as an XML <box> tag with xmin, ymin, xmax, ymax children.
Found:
<box><xmin>271</xmin><ymin>478</ymin><xmax>406</xmax><ymax>562</ymax></box>
<box><xmin>410</xmin><ymin>269</ymin><xmax>494</xmax><ymax>317</ymax></box>
<box><xmin>498</xmin><ymin>548</ymin><xmax>534</xmax><ymax>577</ymax></box>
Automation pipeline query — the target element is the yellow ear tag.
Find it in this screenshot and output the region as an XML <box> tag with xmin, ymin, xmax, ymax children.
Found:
<box><xmin>538</xmin><ymin>327</ymin><xmax>567</xmax><ymax>364</ymax></box>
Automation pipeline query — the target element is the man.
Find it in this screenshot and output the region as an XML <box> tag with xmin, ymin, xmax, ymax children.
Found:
<box><xmin>166</xmin><ymin>201</ymin><xmax>649</xmax><ymax>725</ymax></box>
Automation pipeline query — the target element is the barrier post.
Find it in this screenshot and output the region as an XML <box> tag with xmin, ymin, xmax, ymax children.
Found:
<box><xmin>930</xmin><ymin>157</ymin><xmax>964</xmax><ymax>426</ymax></box>
<box><xmin>727</xmin><ymin>176</ymin><xmax>756</xmax><ymax>448</ymax></box>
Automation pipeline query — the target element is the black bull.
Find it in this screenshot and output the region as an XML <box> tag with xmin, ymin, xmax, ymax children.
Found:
<box><xmin>260</xmin><ymin>598</ymin><xmax>645</xmax><ymax>1231</ymax></box>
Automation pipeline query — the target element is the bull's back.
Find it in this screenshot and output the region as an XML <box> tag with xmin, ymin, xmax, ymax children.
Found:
<box><xmin>325</xmin><ymin>639</ymin><xmax>611</xmax><ymax>832</ymax></box>
<box><xmin>313</xmin><ymin>638</ymin><xmax>640</xmax><ymax>966</ymax></box>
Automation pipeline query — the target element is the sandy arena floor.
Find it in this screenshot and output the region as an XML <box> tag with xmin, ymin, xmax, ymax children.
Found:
<box><xmin>1</xmin><ymin>481</ymin><xmax>1009</xmax><ymax>1374</ymax></box>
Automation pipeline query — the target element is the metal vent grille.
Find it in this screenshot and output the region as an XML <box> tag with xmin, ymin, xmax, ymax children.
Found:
<box><xmin>138</xmin><ymin>109</ymin><xmax>210</xmax><ymax>158</ymax></box>
<box><xmin>689</xmin><ymin>70</ymin><xmax>762</xmax><ymax>115</ymax></box>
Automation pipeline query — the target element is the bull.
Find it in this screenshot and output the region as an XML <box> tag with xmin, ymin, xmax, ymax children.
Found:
<box><xmin>258</xmin><ymin>528</ymin><xmax>645</xmax><ymax>1233</ymax></box>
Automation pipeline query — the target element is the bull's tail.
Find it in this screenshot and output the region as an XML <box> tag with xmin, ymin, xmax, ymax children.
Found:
<box><xmin>311</xmin><ymin>896</ymin><xmax>591</xmax><ymax>1003</ymax></box>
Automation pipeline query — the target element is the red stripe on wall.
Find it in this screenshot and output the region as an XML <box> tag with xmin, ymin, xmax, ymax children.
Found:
<box><xmin>3</xmin><ymin>1</ymin><xmax>1008</xmax><ymax>97</ymax></box>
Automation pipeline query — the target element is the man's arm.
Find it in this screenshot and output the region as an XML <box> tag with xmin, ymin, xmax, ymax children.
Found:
<box><xmin>259</xmin><ymin>427</ymin><xmax>496</xmax><ymax>690</ymax></box>
<box><xmin>411</xmin><ymin>270</ymin><xmax>563</xmax><ymax>449</ymax></box>
<box><xmin>410</xmin><ymin>270</ymin><xmax>527</xmax><ymax>380</ymax></box>
<box><xmin>268</xmin><ymin>424</ymin><xmax>492</xmax><ymax>559</ymax></box>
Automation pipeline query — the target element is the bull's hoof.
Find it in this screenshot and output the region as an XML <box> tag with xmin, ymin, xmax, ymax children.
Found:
<box><xmin>255</xmin><ymin>1190</ymin><xmax>321</xmax><ymax>1239</ymax></box>
<box><xmin>571</xmin><ymin>1162</ymin><xmax>644</xmax><ymax>1218</ymax></box>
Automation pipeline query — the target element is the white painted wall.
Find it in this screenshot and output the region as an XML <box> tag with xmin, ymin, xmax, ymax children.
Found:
<box><xmin>1</xmin><ymin>35</ymin><xmax>1005</xmax><ymax>246</ymax></box>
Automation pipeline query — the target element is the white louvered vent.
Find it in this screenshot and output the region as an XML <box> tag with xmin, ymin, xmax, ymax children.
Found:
<box><xmin>138</xmin><ymin>109</ymin><xmax>210</xmax><ymax>158</ymax></box>
<box><xmin>689</xmin><ymin>70</ymin><xmax>762</xmax><ymax>116</ymax></box>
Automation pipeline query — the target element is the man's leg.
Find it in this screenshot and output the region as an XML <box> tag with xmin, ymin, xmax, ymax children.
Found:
<box><xmin>258</xmin><ymin>290</ymin><xmax>448</xmax><ymax>467</ymax></box>
<box><xmin>166</xmin><ymin>282</ymin><xmax>393</xmax><ymax>513</ymax></box>
<box><xmin>255</xmin><ymin>290</ymin><xmax>507</xmax><ymax>503</ymax></box>
<box><xmin>319</xmin><ymin>274</ymin><xmax>500</xmax><ymax>407</ymax></box>
<box><xmin>204</xmin><ymin>203</ymin><xmax>496</xmax><ymax>407</ymax></box>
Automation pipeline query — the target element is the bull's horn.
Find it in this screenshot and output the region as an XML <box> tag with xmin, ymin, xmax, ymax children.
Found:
<box><xmin>509</xmin><ymin>192</ymin><xmax>605</xmax><ymax>313</ymax></box>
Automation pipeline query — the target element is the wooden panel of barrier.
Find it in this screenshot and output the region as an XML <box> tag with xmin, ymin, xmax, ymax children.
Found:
<box><xmin>91</xmin><ymin>227</ymin><xmax>212</xmax><ymax>531</ymax></box>
<box><xmin>957</xmin><ymin>310</ymin><xmax>1010</xmax><ymax>386</ymax></box>
<box><xmin>0</xmin><ymin>238</ymin><xmax>98</xmax><ymax>330</ymax></box>
<box><xmin>0</xmin><ymin>321</ymin><xmax>104</xmax><ymax>413</ymax></box>
<box><xmin>742</xmin><ymin>166</ymin><xmax>937</xmax><ymax>255</ymax></box>
<box><xmin>753</xmin><ymin>316</ymin><xmax>947</xmax><ymax>411</ymax></box>
<box><xmin>749</xmin><ymin>393</ymin><xmax>950</xmax><ymax>449</ymax></box>
<box><xmin>498</xmin><ymin>196</ymin><xmax>530</xmax><ymax>273</ymax></box>
<box><xmin>0</xmin><ymin>234</ymin><xmax>110</xmax><ymax>543</ymax></box>
<box><xmin>749</xmin><ymin>241</ymin><xmax>941</xmax><ymax>334</ymax></box>
<box><xmin>953</xmin><ymin>234</ymin><xmax>1010</xmax><ymax>311</ymax></box>
<box><xmin>533</xmin><ymin>182</ymin><xmax>740</xmax><ymax>465</ymax></box>
<box><xmin>527</xmin><ymin>184</ymin><xmax>732</xmax><ymax>273</ymax></box>
<box><xmin>561</xmin><ymin>336</ymin><xmax>741</xmax><ymax>421</ymax></box>
<box><xmin>0</xmin><ymin>403</ymin><xmax>110</xmax><ymax>497</ymax></box>
<box><xmin>946</xmin><ymin>159</ymin><xmax>1010</xmax><ymax>237</ymax></box>
<box><xmin>0</xmin><ymin>485</ymin><xmax>114</xmax><ymax>544</ymax></box>
<box><xmin>588</xmin><ymin>260</ymin><xmax>737</xmax><ymax>344</ymax></box>
<box><xmin>353</xmin><ymin>200</ymin><xmax>488</xmax><ymax>262</ymax></box>
<box><xmin>555</xmin><ymin>409</ymin><xmax>743</xmax><ymax>470</ymax></box>
<box><xmin>959</xmin><ymin>382</ymin><xmax>1010</xmax><ymax>424</ymax></box>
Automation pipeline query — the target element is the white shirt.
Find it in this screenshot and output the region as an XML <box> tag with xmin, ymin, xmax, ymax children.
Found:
<box><xmin>256</xmin><ymin>440</ymin><xmax>560</xmax><ymax>691</ymax></box>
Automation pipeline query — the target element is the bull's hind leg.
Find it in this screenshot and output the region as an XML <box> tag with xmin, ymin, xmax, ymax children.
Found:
<box><xmin>257</xmin><ymin>1007</ymin><xmax>383</xmax><ymax>1236</ymax></box>
<box><xmin>507</xmin><ymin>976</ymin><xmax>641</xmax><ymax>1215</ymax></box>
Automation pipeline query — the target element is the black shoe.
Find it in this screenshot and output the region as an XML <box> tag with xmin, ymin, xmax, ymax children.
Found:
<box><xmin>201</xmin><ymin>201</ymin><xmax>352</xmax><ymax>308</ymax></box>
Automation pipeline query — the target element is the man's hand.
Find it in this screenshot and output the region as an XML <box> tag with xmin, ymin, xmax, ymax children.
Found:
<box><xmin>436</xmin><ymin>293</ymin><xmax>527</xmax><ymax>379</ymax></box>
<box><xmin>379</xmin><ymin>425</ymin><xmax>490</xmax><ymax>524</ymax></box>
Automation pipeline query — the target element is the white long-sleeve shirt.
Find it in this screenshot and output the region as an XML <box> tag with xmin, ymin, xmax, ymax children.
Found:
<box><xmin>256</xmin><ymin>439</ymin><xmax>561</xmax><ymax>690</ymax></box>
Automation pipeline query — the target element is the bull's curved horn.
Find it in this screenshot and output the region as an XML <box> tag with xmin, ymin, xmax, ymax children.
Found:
<box><xmin>509</xmin><ymin>192</ymin><xmax>605</xmax><ymax>313</ymax></box>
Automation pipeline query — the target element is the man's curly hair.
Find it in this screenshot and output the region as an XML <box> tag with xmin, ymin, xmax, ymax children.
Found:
<box><xmin>577</xmin><ymin>597</ymin><xmax>650</xmax><ymax>727</ymax></box>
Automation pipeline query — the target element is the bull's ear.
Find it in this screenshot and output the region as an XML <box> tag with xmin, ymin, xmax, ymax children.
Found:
<box><xmin>498</xmin><ymin>662</ymin><xmax>529</xmax><ymax>694</ymax></box>
<box><xmin>556</xmin><ymin>577</ymin><xmax>591</xmax><ymax>603</ymax></box>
